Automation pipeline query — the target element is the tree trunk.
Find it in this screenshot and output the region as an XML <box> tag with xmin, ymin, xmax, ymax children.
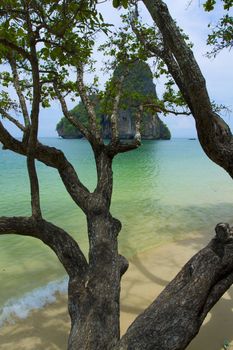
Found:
<box><xmin>67</xmin><ymin>212</ymin><xmax>123</xmax><ymax>350</ymax></box>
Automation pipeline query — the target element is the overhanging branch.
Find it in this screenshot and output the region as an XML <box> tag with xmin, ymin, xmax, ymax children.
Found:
<box><xmin>142</xmin><ymin>103</ymin><xmax>191</xmax><ymax>116</ymax></box>
<box><xmin>54</xmin><ymin>81</ymin><xmax>91</xmax><ymax>140</ymax></box>
<box><xmin>76</xmin><ymin>65</ymin><xmax>101</xmax><ymax>143</ymax></box>
<box><xmin>8</xmin><ymin>55</ymin><xmax>31</xmax><ymax>127</ymax></box>
<box><xmin>0</xmin><ymin>216</ymin><xmax>88</xmax><ymax>279</ymax></box>
<box><xmin>142</xmin><ymin>0</ymin><xmax>233</xmax><ymax>178</ymax></box>
<box><xmin>119</xmin><ymin>223</ymin><xmax>233</xmax><ymax>350</ymax></box>
<box><xmin>110</xmin><ymin>74</ymin><xmax>126</xmax><ymax>145</ymax></box>
<box><xmin>0</xmin><ymin>108</ymin><xmax>26</xmax><ymax>131</ymax></box>
<box><xmin>134</xmin><ymin>104</ymin><xmax>143</xmax><ymax>144</ymax></box>
<box><xmin>0</xmin><ymin>38</ymin><xmax>31</xmax><ymax>61</ymax></box>
<box><xmin>0</xmin><ymin>122</ymin><xmax>91</xmax><ymax>212</ymax></box>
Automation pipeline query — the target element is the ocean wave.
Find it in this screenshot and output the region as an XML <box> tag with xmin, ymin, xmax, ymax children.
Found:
<box><xmin>0</xmin><ymin>277</ymin><xmax>68</xmax><ymax>327</ymax></box>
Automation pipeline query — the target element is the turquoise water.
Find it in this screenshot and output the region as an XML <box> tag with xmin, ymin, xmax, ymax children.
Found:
<box><xmin>0</xmin><ymin>138</ymin><xmax>233</xmax><ymax>324</ymax></box>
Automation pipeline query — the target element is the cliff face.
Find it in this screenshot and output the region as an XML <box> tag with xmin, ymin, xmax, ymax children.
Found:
<box><xmin>56</xmin><ymin>61</ymin><xmax>171</xmax><ymax>140</ymax></box>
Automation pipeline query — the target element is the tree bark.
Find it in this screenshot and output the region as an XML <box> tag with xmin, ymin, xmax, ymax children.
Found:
<box><xmin>67</xmin><ymin>212</ymin><xmax>124</xmax><ymax>350</ymax></box>
<box><xmin>0</xmin><ymin>216</ymin><xmax>88</xmax><ymax>278</ymax></box>
<box><xmin>0</xmin><ymin>122</ymin><xmax>91</xmax><ymax>211</ymax></box>
<box><xmin>65</xmin><ymin>149</ymin><xmax>127</xmax><ymax>349</ymax></box>
<box><xmin>142</xmin><ymin>0</ymin><xmax>233</xmax><ymax>178</ymax></box>
<box><xmin>117</xmin><ymin>224</ymin><xmax>233</xmax><ymax>350</ymax></box>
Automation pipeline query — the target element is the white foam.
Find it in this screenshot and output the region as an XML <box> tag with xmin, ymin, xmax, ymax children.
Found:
<box><xmin>0</xmin><ymin>277</ymin><xmax>68</xmax><ymax>327</ymax></box>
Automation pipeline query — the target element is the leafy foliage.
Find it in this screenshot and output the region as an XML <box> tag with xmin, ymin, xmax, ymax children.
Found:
<box><xmin>0</xmin><ymin>0</ymin><xmax>110</xmax><ymax>114</ymax></box>
<box><xmin>203</xmin><ymin>0</ymin><xmax>233</xmax><ymax>56</ymax></box>
<box><xmin>112</xmin><ymin>0</ymin><xmax>129</xmax><ymax>9</ymax></box>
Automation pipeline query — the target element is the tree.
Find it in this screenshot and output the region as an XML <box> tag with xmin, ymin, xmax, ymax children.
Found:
<box><xmin>0</xmin><ymin>1</ymin><xmax>233</xmax><ymax>350</ymax></box>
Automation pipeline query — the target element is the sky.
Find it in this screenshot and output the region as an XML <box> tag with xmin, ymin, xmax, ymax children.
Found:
<box><xmin>1</xmin><ymin>0</ymin><xmax>233</xmax><ymax>138</ymax></box>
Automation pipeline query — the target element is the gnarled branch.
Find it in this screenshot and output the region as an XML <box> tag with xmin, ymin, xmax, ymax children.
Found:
<box><xmin>143</xmin><ymin>103</ymin><xmax>191</xmax><ymax>116</ymax></box>
<box><xmin>130</xmin><ymin>10</ymin><xmax>164</xmax><ymax>58</ymax></box>
<box><xmin>142</xmin><ymin>0</ymin><xmax>233</xmax><ymax>178</ymax></box>
<box><xmin>53</xmin><ymin>81</ymin><xmax>91</xmax><ymax>140</ymax></box>
<box><xmin>8</xmin><ymin>55</ymin><xmax>30</xmax><ymax>127</ymax></box>
<box><xmin>130</xmin><ymin>9</ymin><xmax>193</xmax><ymax>115</ymax></box>
<box><xmin>0</xmin><ymin>108</ymin><xmax>26</xmax><ymax>131</ymax></box>
<box><xmin>76</xmin><ymin>65</ymin><xmax>101</xmax><ymax>143</ymax></box>
<box><xmin>0</xmin><ymin>38</ymin><xmax>31</xmax><ymax>61</ymax></box>
<box><xmin>0</xmin><ymin>216</ymin><xmax>88</xmax><ymax>279</ymax></box>
<box><xmin>134</xmin><ymin>104</ymin><xmax>143</xmax><ymax>144</ymax></box>
<box><xmin>119</xmin><ymin>223</ymin><xmax>233</xmax><ymax>350</ymax></box>
<box><xmin>110</xmin><ymin>74</ymin><xmax>125</xmax><ymax>145</ymax></box>
<box><xmin>0</xmin><ymin>122</ymin><xmax>91</xmax><ymax>212</ymax></box>
<box><xmin>107</xmin><ymin>141</ymin><xmax>140</xmax><ymax>156</ymax></box>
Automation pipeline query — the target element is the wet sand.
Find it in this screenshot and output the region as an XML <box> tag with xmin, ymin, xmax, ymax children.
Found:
<box><xmin>1</xmin><ymin>232</ymin><xmax>233</xmax><ymax>350</ymax></box>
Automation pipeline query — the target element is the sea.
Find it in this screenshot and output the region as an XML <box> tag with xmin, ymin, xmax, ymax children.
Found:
<box><xmin>0</xmin><ymin>137</ymin><xmax>233</xmax><ymax>326</ymax></box>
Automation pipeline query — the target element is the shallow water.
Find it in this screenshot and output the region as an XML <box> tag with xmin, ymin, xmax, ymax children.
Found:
<box><xmin>0</xmin><ymin>138</ymin><xmax>233</xmax><ymax>324</ymax></box>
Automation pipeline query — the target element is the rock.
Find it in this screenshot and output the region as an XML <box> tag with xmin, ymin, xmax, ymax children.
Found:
<box><xmin>56</xmin><ymin>61</ymin><xmax>171</xmax><ymax>140</ymax></box>
<box><xmin>215</xmin><ymin>223</ymin><xmax>231</xmax><ymax>242</ymax></box>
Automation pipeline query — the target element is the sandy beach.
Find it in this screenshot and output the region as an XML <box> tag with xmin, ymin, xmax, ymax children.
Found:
<box><xmin>1</xmin><ymin>231</ymin><xmax>233</xmax><ymax>350</ymax></box>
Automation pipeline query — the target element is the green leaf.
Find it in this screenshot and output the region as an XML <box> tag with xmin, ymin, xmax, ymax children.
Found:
<box><xmin>121</xmin><ymin>0</ymin><xmax>128</xmax><ymax>9</ymax></box>
<box><xmin>112</xmin><ymin>0</ymin><xmax>120</xmax><ymax>8</ymax></box>
<box><xmin>223</xmin><ymin>0</ymin><xmax>233</xmax><ymax>10</ymax></box>
<box><xmin>203</xmin><ymin>0</ymin><xmax>216</xmax><ymax>11</ymax></box>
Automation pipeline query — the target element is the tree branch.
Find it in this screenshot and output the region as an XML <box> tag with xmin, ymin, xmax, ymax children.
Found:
<box><xmin>110</xmin><ymin>74</ymin><xmax>125</xmax><ymax>145</ymax></box>
<box><xmin>0</xmin><ymin>216</ymin><xmax>88</xmax><ymax>279</ymax></box>
<box><xmin>0</xmin><ymin>38</ymin><xmax>31</xmax><ymax>61</ymax></box>
<box><xmin>130</xmin><ymin>10</ymin><xmax>193</xmax><ymax>115</ymax></box>
<box><xmin>134</xmin><ymin>104</ymin><xmax>143</xmax><ymax>144</ymax></box>
<box><xmin>0</xmin><ymin>122</ymin><xmax>91</xmax><ymax>212</ymax></box>
<box><xmin>130</xmin><ymin>10</ymin><xmax>164</xmax><ymax>58</ymax></box>
<box><xmin>160</xmin><ymin>49</ymin><xmax>195</xmax><ymax>114</ymax></box>
<box><xmin>53</xmin><ymin>81</ymin><xmax>91</xmax><ymax>140</ymax></box>
<box><xmin>76</xmin><ymin>65</ymin><xmax>101</xmax><ymax>143</ymax></box>
<box><xmin>119</xmin><ymin>223</ymin><xmax>233</xmax><ymax>350</ymax></box>
<box><xmin>106</xmin><ymin>103</ymin><xmax>143</xmax><ymax>157</ymax></box>
<box><xmin>0</xmin><ymin>108</ymin><xmax>26</xmax><ymax>131</ymax></box>
<box><xmin>107</xmin><ymin>141</ymin><xmax>140</xmax><ymax>156</ymax></box>
<box><xmin>25</xmin><ymin>9</ymin><xmax>42</xmax><ymax>219</ymax></box>
<box><xmin>143</xmin><ymin>103</ymin><xmax>191</xmax><ymax>116</ymax></box>
<box><xmin>142</xmin><ymin>0</ymin><xmax>233</xmax><ymax>178</ymax></box>
<box><xmin>8</xmin><ymin>55</ymin><xmax>31</xmax><ymax>127</ymax></box>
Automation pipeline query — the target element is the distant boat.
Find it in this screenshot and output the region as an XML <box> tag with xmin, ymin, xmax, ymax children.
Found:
<box><xmin>188</xmin><ymin>138</ymin><xmax>196</xmax><ymax>140</ymax></box>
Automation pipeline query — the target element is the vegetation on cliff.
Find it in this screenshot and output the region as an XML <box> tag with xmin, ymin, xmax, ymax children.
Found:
<box><xmin>56</xmin><ymin>61</ymin><xmax>171</xmax><ymax>140</ymax></box>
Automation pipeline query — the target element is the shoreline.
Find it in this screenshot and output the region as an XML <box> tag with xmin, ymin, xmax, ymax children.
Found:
<box><xmin>1</xmin><ymin>232</ymin><xmax>233</xmax><ymax>350</ymax></box>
